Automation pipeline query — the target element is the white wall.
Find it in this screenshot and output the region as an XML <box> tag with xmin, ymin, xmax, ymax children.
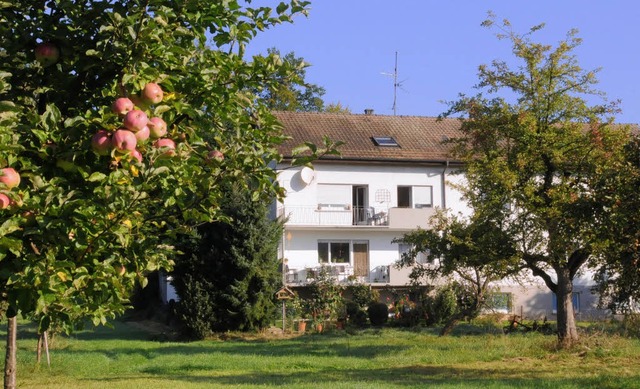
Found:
<box><xmin>277</xmin><ymin>163</ymin><xmax>473</xmax><ymax>271</ymax></box>
<box><xmin>278</xmin><ymin>164</ymin><xmax>469</xmax><ymax>212</ymax></box>
<box><xmin>283</xmin><ymin>229</ymin><xmax>405</xmax><ymax>272</ymax></box>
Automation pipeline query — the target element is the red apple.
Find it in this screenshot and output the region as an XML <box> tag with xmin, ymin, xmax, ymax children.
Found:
<box><xmin>0</xmin><ymin>168</ymin><xmax>20</xmax><ymax>189</ymax></box>
<box><xmin>35</xmin><ymin>42</ymin><xmax>60</xmax><ymax>67</ymax></box>
<box><xmin>112</xmin><ymin>97</ymin><xmax>134</xmax><ymax>117</ymax></box>
<box><xmin>206</xmin><ymin>150</ymin><xmax>224</xmax><ymax>163</ymax></box>
<box><xmin>123</xmin><ymin>109</ymin><xmax>148</xmax><ymax>133</ymax></box>
<box><xmin>112</xmin><ymin>129</ymin><xmax>137</xmax><ymax>153</ymax></box>
<box><xmin>130</xmin><ymin>149</ymin><xmax>143</xmax><ymax>163</ymax></box>
<box><xmin>154</xmin><ymin>138</ymin><xmax>176</xmax><ymax>157</ymax></box>
<box><xmin>134</xmin><ymin>126</ymin><xmax>150</xmax><ymax>143</ymax></box>
<box><xmin>91</xmin><ymin>130</ymin><xmax>112</xmax><ymax>155</ymax></box>
<box><xmin>0</xmin><ymin>193</ymin><xmax>10</xmax><ymax>209</ymax></box>
<box><xmin>148</xmin><ymin>117</ymin><xmax>167</xmax><ymax>139</ymax></box>
<box><xmin>141</xmin><ymin>82</ymin><xmax>163</xmax><ymax>105</ymax></box>
<box><xmin>116</xmin><ymin>265</ymin><xmax>126</xmax><ymax>276</ymax></box>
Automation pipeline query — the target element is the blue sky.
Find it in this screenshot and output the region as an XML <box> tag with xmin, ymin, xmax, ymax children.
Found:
<box><xmin>246</xmin><ymin>1</ymin><xmax>640</xmax><ymax>124</ymax></box>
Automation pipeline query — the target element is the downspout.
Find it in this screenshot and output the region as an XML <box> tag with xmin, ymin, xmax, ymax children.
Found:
<box><xmin>441</xmin><ymin>160</ymin><xmax>449</xmax><ymax>209</ymax></box>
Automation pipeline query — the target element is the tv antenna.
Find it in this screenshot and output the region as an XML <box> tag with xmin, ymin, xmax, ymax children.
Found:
<box><xmin>381</xmin><ymin>51</ymin><xmax>406</xmax><ymax>116</ymax></box>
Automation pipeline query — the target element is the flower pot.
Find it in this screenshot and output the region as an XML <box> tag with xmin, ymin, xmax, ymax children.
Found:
<box><xmin>297</xmin><ymin>320</ymin><xmax>307</xmax><ymax>333</ymax></box>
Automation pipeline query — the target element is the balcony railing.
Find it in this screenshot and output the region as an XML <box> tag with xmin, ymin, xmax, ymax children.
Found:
<box><xmin>285</xmin><ymin>264</ymin><xmax>396</xmax><ymax>285</ymax></box>
<box><xmin>278</xmin><ymin>205</ymin><xmax>389</xmax><ymax>226</ymax></box>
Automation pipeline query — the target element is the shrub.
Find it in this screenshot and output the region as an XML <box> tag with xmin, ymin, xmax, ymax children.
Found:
<box><xmin>350</xmin><ymin>309</ymin><xmax>369</xmax><ymax>328</ymax></box>
<box><xmin>423</xmin><ymin>285</ymin><xmax>459</xmax><ymax>326</ymax></box>
<box><xmin>345</xmin><ymin>301</ymin><xmax>360</xmax><ymax>317</ymax></box>
<box><xmin>347</xmin><ymin>283</ymin><xmax>379</xmax><ymax>309</ymax></box>
<box><xmin>367</xmin><ymin>302</ymin><xmax>389</xmax><ymax>326</ymax></box>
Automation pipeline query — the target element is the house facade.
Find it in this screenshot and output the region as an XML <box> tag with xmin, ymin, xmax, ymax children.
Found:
<box><xmin>273</xmin><ymin>110</ymin><xmax>607</xmax><ymax>320</ymax></box>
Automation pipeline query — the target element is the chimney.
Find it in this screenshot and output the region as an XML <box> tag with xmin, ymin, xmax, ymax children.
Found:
<box><xmin>364</xmin><ymin>109</ymin><xmax>374</xmax><ymax>115</ymax></box>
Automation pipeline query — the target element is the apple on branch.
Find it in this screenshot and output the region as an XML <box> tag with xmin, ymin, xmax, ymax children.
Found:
<box><xmin>134</xmin><ymin>126</ymin><xmax>150</xmax><ymax>143</ymax></box>
<box><xmin>123</xmin><ymin>109</ymin><xmax>148</xmax><ymax>133</ymax></box>
<box><xmin>148</xmin><ymin>117</ymin><xmax>167</xmax><ymax>139</ymax></box>
<box><xmin>141</xmin><ymin>82</ymin><xmax>164</xmax><ymax>105</ymax></box>
<box><xmin>0</xmin><ymin>193</ymin><xmax>11</xmax><ymax>209</ymax></box>
<box><xmin>91</xmin><ymin>130</ymin><xmax>112</xmax><ymax>155</ymax></box>
<box><xmin>206</xmin><ymin>150</ymin><xmax>224</xmax><ymax>163</ymax></box>
<box><xmin>154</xmin><ymin>138</ymin><xmax>176</xmax><ymax>157</ymax></box>
<box><xmin>112</xmin><ymin>97</ymin><xmax>134</xmax><ymax>118</ymax></box>
<box><xmin>0</xmin><ymin>168</ymin><xmax>20</xmax><ymax>189</ymax></box>
<box><xmin>112</xmin><ymin>129</ymin><xmax>137</xmax><ymax>153</ymax></box>
<box><xmin>35</xmin><ymin>42</ymin><xmax>60</xmax><ymax>67</ymax></box>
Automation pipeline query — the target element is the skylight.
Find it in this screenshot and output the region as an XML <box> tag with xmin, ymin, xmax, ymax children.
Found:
<box><xmin>372</xmin><ymin>136</ymin><xmax>399</xmax><ymax>147</ymax></box>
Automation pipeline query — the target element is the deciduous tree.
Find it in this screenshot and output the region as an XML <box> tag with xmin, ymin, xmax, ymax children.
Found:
<box><xmin>442</xmin><ymin>15</ymin><xmax>631</xmax><ymax>347</ymax></box>
<box><xmin>396</xmin><ymin>210</ymin><xmax>518</xmax><ymax>335</ymax></box>
<box><xmin>0</xmin><ymin>1</ymin><xmax>312</xmax><ymax>386</ymax></box>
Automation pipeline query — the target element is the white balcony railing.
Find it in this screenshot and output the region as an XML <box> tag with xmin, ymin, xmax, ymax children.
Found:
<box><xmin>278</xmin><ymin>205</ymin><xmax>389</xmax><ymax>226</ymax></box>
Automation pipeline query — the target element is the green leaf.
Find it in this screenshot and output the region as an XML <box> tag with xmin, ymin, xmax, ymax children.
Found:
<box><xmin>87</xmin><ymin>172</ymin><xmax>107</xmax><ymax>182</ymax></box>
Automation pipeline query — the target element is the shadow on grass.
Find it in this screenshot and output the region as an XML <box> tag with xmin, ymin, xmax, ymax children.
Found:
<box><xmin>78</xmin><ymin>364</ymin><xmax>637</xmax><ymax>389</ymax></box>
<box><xmin>56</xmin><ymin>335</ymin><xmax>408</xmax><ymax>362</ymax></box>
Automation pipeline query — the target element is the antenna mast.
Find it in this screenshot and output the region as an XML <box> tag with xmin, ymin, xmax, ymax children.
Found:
<box><xmin>381</xmin><ymin>51</ymin><xmax>404</xmax><ymax>116</ymax></box>
<box><xmin>392</xmin><ymin>51</ymin><xmax>398</xmax><ymax>116</ymax></box>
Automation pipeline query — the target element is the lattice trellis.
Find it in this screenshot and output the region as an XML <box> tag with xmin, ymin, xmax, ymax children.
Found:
<box><xmin>375</xmin><ymin>189</ymin><xmax>390</xmax><ymax>203</ymax></box>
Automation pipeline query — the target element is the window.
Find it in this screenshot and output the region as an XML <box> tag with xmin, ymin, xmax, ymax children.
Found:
<box><xmin>398</xmin><ymin>243</ymin><xmax>428</xmax><ymax>264</ymax></box>
<box><xmin>372</xmin><ymin>136</ymin><xmax>399</xmax><ymax>147</ymax></box>
<box><xmin>318</xmin><ymin>241</ymin><xmax>350</xmax><ymax>264</ymax></box>
<box><xmin>397</xmin><ymin>185</ymin><xmax>433</xmax><ymax>208</ymax></box>
<box><xmin>398</xmin><ymin>186</ymin><xmax>411</xmax><ymax>208</ymax></box>
<box><xmin>552</xmin><ymin>292</ymin><xmax>580</xmax><ymax>314</ymax></box>
<box><xmin>317</xmin><ymin>184</ymin><xmax>351</xmax><ymax>209</ymax></box>
<box><xmin>413</xmin><ymin>186</ymin><xmax>433</xmax><ymax>208</ymax></box>
<box><xmin>487</xmin><ymin>292</ymin><xmax>512</xmax><ymax>313</ymax></box>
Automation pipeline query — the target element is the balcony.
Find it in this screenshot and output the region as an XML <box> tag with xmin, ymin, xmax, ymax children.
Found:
<box><xmin>278</xmin><ymin>205</ymin><xmax>389</xmax><ymax>227</ymax></box>
<box><xmin>278</xmin><ymin>205</ymin><xmax>435</xmax><ymax>229</ymax></box>
<box><xmin>285</xmin><ymin>264</ymin><xmax>413</xmax><ymax>286</ymax></box>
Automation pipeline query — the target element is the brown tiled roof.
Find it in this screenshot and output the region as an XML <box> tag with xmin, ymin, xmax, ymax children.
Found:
<box><xmin>273</xmin><ymin>111</ymin><xmax>462</xmax><ymax>164</ymax></box>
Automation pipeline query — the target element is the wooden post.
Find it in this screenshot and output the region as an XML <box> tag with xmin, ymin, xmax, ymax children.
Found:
<box><xmin>4</xmin><ymin>316</ymin><xmax>17</xmax><ymax>389</ymax></box>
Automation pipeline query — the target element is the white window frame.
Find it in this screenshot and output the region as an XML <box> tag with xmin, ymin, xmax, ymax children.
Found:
<box><xmin>398</xmin><ymin>243</ymin><xmax>428</xmax><ymax>264</ymax></box>
<box><xmin>397</xmin><ymin>185</ymin><xmax>433</xmax><ymax>209</ymax></box>
<box><xmin>318</xmin><ymin>240</ymin><xmax>351</xmax><ymax>264</ymax></box>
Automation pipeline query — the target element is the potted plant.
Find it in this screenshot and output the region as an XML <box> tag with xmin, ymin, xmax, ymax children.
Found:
<box><xmin>291</xmin><ymin>294</ymin><xmax>309</xmax><ymax>333</ymax></box>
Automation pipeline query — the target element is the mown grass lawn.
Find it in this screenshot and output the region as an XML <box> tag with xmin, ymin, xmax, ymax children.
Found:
<box><xmin>5</xmin><ymin>319</ymin><xmax>640</xmax><ymax>388</ymax></box>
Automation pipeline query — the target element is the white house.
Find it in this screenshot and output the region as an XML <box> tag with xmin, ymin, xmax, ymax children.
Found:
<box><xmin>273</xmin><ymin>110</ymin><xmax>608</xmax><ymax>320</ymax></box>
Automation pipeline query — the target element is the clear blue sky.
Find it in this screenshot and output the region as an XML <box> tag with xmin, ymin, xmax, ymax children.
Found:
<box><xmin>246</xmin><ymin>1</ymin><xmax>640</xmax><ymax>124</ymax></box>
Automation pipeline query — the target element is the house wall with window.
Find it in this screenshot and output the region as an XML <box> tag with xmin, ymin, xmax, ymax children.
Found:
<box><xmin>277</xmin><ymin>162</ymin><xmax>468</xmax><ymax>286</ymax></box>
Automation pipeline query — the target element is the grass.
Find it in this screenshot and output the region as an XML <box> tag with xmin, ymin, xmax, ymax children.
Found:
<box><xmin>4</xmin><ymin>319</ymin><xmax>640</xmax><ymax>389</ymax></box>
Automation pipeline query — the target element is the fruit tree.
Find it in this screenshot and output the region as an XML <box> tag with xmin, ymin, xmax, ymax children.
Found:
<box><xmin>0</xmin><ymin>1</ymin><xmax>316</xmax><ymax>387</ymax></box>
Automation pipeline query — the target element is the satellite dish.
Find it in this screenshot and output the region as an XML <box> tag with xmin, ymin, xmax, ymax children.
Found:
<box><xmin>300</xmin><ymin>167</ymin><xmax>315</xmax><ymax>185</ymax></box>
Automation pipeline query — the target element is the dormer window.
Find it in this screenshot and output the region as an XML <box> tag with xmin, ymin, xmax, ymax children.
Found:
<box><xmin>372</xmin><ymin>136</ymin><xmax>399</xmax><ymax>147</ymax></box>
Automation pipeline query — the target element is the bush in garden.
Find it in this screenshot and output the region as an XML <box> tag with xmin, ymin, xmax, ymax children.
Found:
<box><xmin>367</xmin><ymin>302</ymin><xmax>389</xmax><ymax>326</ymax></box>
<box><xmin>423</xmin><ymin>285</ymin><xmax>460</xmax><ymax>326</ymax></box>
<box><xmin>350</xmin><ymin>309</ymin><xmax>369</xmax><ymax>328</ymax></box>
<box><xmin>346</xmin><ymin>283</ymin><xmax>379</xmax><ymax>309</ymax></box>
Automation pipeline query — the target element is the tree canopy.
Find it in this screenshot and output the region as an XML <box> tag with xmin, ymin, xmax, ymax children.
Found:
<box><xmin>0</xmin><ymin>1</ymin><xmax>324</xmax><ymax>385</ymax></box>
<box><xmin>435</xmin><ymin>16</ymin><xmax>636</xmax><ymax>346</ymax></box>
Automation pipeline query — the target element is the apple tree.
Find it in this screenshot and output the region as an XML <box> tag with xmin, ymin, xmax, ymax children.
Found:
<box><xmin>0</xmin><ymin>1</ymin><xmax>312</xmax><ymax>386</ymax></box>
<box><xmin>443</xmin><ymin>16</ymin><xmax>634</xmax><ymax>347</ymax></box>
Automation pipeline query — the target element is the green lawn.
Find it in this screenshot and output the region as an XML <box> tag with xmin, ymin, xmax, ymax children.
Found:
<box><xmin>6</xmin><ymin>320</ymin><xmax>640</xmax><ymax>388</ymax></box>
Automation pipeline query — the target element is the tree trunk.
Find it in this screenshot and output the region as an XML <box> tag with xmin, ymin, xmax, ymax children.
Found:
<box><xmin>4</xmin><ymin>316</ymin><xmax>17</xmax><ymax>389</ymax></box>
<box><xmin>439</xmin><ymin>316</ymin><xmax>460</xmax><ymax>336</ymax></box>
<box><xmin>556</xmin><ymin>268</ymin><xmax>579</xmax><ymax>348</ymax></box>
